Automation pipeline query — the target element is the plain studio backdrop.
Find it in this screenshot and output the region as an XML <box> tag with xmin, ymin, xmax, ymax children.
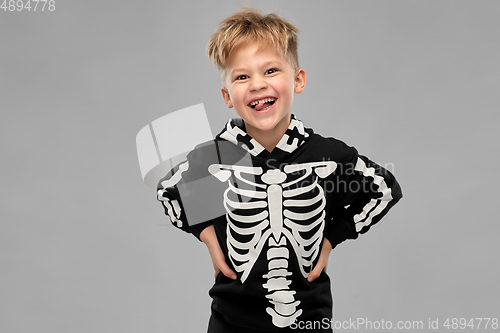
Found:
<box><xmin>1</xmin><ymin>1</ymin><xmax>499</xmax><ymax>332</ymax></box>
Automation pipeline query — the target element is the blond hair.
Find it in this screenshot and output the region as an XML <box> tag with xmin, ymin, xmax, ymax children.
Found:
<box><xmin>207</xmin><ymin>8</ymin><xmax>299</xmax><ymax>85</ymax></box>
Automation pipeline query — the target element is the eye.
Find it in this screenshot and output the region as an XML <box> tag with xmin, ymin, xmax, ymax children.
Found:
<box><xmin>265</xmin><ymin>68</ymin><xmax>277</xmax><ymax>75</ymax></box>
<box><xmin>235</xmin><ymin>75</ymin><xmax>248</xmax><ymax>81</ymax></box>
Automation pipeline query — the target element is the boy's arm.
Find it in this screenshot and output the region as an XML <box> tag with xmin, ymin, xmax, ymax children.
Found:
<box><xmin>156</xmin><ymin>160</ymin><xmax>212</xmax><ymax>240</ymax></box>
<box><xmin>157</xmin><ymin>165</ymin><xmax>236</xmax><ymax>280</ymax></box>
<box><xmin>199</xmin><ymin>226</ymin><xmax>237</xmax><ymax>280</ymax></box>
<box><xmin>325</xmin><ymin>148</ymin><xmax>403</xmax><ymax>249</ymax></box>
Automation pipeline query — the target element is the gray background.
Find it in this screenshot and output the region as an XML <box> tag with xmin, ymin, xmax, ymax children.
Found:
<box><xmin>1</xmin><ymin>0</ymin><xmax>499</xmax><ymax>332</ymax></box>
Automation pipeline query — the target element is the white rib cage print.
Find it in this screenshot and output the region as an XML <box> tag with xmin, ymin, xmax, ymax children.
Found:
<box><xmin>208</xmin><ymin>161</ymin><xmax>337</xmax><ymax>328</ymax></box>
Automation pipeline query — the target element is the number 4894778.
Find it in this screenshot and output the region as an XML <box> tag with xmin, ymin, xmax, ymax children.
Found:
<box><xmin>1</xmin><ymin>0</ymin><xmax>55</xmax><ymax>11</ymax></box>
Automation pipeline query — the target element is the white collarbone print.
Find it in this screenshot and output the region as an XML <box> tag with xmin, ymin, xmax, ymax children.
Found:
<box><xmin>208</xmin><ymin>161</ymin><xmax>337</xmax><ymax>328</ymax></box>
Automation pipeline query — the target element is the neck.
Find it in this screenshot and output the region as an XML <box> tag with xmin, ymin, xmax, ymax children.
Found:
<box><xmin>245</xmin><ymin>115</ymin><xmax>291</xmax><ymax>153</ymax></box>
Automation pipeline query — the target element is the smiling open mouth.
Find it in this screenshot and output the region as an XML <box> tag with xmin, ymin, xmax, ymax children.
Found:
<box><xmin>249</xmin><ymin>98</ymin><xmax>276</xmax><ymax>111</ymax></box>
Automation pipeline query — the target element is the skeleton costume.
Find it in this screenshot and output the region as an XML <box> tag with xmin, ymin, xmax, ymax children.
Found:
<box><xmin>157</xmin><ymin>114</ymin><xmax>402</xmax><ymax>333</ymax></box>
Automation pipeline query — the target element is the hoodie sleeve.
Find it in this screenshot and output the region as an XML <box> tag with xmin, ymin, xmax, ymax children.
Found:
<box><xmin>157</xmin><ymin>160</ymin><xmax>191</xmax><ymax>233</ymax></box>
<box><xmin>156</xmin><ymin>158</ymin><xmax>215</xmax><ymax>241</ymax></box>
<box><xmin>324</xmin><ymin>146</ymin><xmax>402</xmax><ymax>249</ymax></box>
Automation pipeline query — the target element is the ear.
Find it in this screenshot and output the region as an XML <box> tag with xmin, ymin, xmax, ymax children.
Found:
<box><xmin>294</xmin><ymin>68</ymin><xmax>307</xmax><ymax>94</ymax></box>
<box><xmin>221</xmin><ymin>88</ymin><xmax>233</xmax><ymax>108</ymax></box>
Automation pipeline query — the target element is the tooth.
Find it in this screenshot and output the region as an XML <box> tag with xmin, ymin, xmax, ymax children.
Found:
<box><xmin>251</xmin><ymin>98</ymin><xmax>277</xmax><ymax>106</ymax></box>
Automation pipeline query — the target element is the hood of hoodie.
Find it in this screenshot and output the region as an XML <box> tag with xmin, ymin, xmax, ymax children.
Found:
<box><xmin>216</xmin><ymin>114</ymin><xmax>310</xmax><ymax>159</ymax></box>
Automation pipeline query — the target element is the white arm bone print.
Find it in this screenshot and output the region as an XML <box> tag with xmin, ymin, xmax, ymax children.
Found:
<box><xmin>208</xmin><ymin>161</ymin><xmax>337</xmax><ymax>328</ymax></box>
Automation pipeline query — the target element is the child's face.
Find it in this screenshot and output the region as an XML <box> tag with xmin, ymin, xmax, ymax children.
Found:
<box><xmin>221</xmin><ymin>42</ymin><xmax>306</xmax><ymax>138</ymax></box>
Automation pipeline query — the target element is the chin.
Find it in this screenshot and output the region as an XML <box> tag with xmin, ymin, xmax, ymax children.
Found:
<box><xmin>237</xmin><ymin>105</ymin><xmax>290</xmax><ymax>131</ymax></box>
<box><xmin>249</xmin><ymin>117</ymin><xmax>286</xmax><ymax>132</ymax></box>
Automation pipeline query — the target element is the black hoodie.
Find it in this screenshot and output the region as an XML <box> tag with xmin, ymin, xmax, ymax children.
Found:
<box><xmin>157</xmin><ymin>114</ymin><xmax>402</xmax><ymax>332</ymax></box>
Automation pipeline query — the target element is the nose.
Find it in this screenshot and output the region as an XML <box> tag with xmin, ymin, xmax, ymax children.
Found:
<box><xmin>249</xmin><ymin>75</ymin><xmax>268</xmax><ymax>92</ymax></box>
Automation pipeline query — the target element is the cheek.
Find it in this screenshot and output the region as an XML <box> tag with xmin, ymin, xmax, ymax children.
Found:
<box><xmin>277</xmin><ymin>78</ymin><xmax>294</xmax><ymax>94</ymax></box>
<box><xmin>278</xmin><ymin>82</ymin><xmax>294</xmax><ymax>101</ymax></box>
<box><xmin>231</xmin><ymin>88</ymin><xmax>245</xmax><ymax>102</ymax></box>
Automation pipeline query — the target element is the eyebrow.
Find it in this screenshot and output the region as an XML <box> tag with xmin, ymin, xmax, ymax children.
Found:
<box><xmin>230</xmin><ymin>60</ymin><xmax>282</xmax><ymax>74</ymax></box>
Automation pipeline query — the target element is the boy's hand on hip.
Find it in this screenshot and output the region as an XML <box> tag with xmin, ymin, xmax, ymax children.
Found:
<box><xmin>199</xmin><ymin>225</ymin><xmax>237</xmax><ymax>280</ymax></box>
<box><xmin>307</xmin><ymin>238</ymin><xmax>332</xmax><ymax>282</ymax></box>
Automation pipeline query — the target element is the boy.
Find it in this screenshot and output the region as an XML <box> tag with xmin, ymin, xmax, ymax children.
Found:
<box><xmin>157</xmin><ymin>8</ymin><xmax>402</xmax><ymax>333</ymax></box>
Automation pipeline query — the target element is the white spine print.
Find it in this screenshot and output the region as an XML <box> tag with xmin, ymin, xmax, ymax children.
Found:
<box><xmin>261</xmin><ymin>176</ymin><xmax>302</xmax><ymax>327</ymax></box>
<box><xmin>263</xmin><ymin>236</ymin><xmax>302</xmax><ymax>327</ymax></box>
<box><xmin>208</xmin><ymin>161</ymin><xmax>337</xmax><ymax>328</ymax></box>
